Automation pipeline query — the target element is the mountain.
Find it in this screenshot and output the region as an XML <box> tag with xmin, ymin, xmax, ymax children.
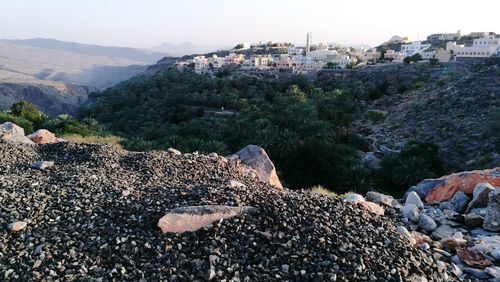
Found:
<box><xmin>151</xmin><ymin>41</ymin><xmax>229</xmax><ymax>56</ymax></box>
<box><xmin>0</xmin><ymin>38</ymin><xmax>170</xmax><ymax>116</ymax></box>
<box><xmin>2</xmin><ymin>38</ymin><xmax>167</xmax><ymax>64</ymax></box>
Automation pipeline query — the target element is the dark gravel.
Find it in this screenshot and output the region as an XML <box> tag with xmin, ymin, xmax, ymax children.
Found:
<box><xmin>0</xmin><ymin>141</ymin><xmax>456</xmax><ymax>281</ymax></box>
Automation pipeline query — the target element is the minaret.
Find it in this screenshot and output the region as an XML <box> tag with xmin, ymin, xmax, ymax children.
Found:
<box><xmin>306</xmin><ymin>32</ymin><xmax>312</xmax><ymax>55</ymax></box>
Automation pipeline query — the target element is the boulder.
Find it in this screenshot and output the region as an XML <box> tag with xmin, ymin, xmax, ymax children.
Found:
<box><xmin>464</xmin><ymin>213</ymin><xmax>484</xmax><ymax>228</ymax></box>
<box><xmin>400</xmin><ymin>204</ymin><xmax>420</xmax><ymax>222</ymax></box>
<box><xmin>418</xmin><ymin>214</ymin><xmax>437</xmax><ymax>231</ymax></box>
<box><xmin>470</xmin><ymin>235</ymin><xmax>500</xmax><ymax>259</ymax></box>
<box><xmin>405</xmin><ymin>191</ymin><xmax>424</xmax><ymax>209</ymax></box>
<box><xmin>438</xmin><ymin>191</ymin><xmax>469</xmax><ymax>213</ymax></box>
<box><xmin>27</xmin><ymin>129</ymin><xmax>57</xmax><ymax>144</ymax></box>
<box><xmin>343</xmin><ymin>193</ymin><xmax>365</xmax><ymax>204</ymax></box>
<box><xmin>365</xmin><ymin>191</ymin><xmax>395</xmax><ymax>207</ymax></box>
<box><xmin>423</xmin><ymin>168</ymin><xmax>500</xmax><ymax>203</ymax></box>
<box><xmin>359</xmin><ymin>201</ymin><xmax>384</xmax><ymax>216</ymax></box>
<box><xmin>0</xmin><ymin>122</ymin><xmax>34</xmax><ymax>144</ymax></box>
<box><xmin>485</xmin><ymin>266</ymin><xmax>500</xmax><ymax>279</ymax></box>
<box><xmin>431</xmin><ymin>224</ymin><xmax>455</xmax><ymax>240</ymax></box>
<box><xmin>158</xmin><ymin>205</ymin><xmax>258</xmax><ymax>233</ymax></box>
<box><xmin>30</xmin><ymin>161</ymin><xmax>54</xmax><ymax>170</ymax></box>
<box><xmin>404</xmin><ymin>178</ymin><xmax>446</xmax><ymax>200</ymax></box>
<box><xmin>361</xmin><ymin>152</ymin><xmax>381</xmax><ymax>170</ymax></box>
<box><xmin>467</xmin><ymin>182</ymin><xmax>495</xmax><ymax>211</ymax></box>
<box><xmin>483</xmin><ymin>189</ymin><xmax>500</xmax><ymax>231</ymax></box>
<box><xmin>8</xmin><ymin>221</ymin><xmax>27</xmax><ymax>232</ymax></box>
<box><xmin>167</xmin><ymin>148</ymin><xmax>182</xmax><ymax>155</ymax></box>
<box><xmin>229</xmin><ymin>145</ymin><xmax>282</xmax><ymax>188</ymax></box>
<box><xmin>457</xmin><ymin>248</ymin><xmax>493</xmax><ymax>267</ymax></box>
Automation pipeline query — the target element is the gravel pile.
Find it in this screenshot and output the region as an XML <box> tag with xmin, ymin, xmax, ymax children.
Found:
<box><xmin>1</xmin><ymin>141</ymin><xmax>455</xmax><ymax>281</ymax></box>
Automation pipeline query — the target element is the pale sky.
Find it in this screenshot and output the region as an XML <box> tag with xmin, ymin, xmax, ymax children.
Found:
<box><xmin>1</xmin><ymin>0</ymin><xmax>499</xmax><ymax>48</ymax></box>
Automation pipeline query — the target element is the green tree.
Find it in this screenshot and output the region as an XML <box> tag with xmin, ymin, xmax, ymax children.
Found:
<box><xmin>10</xmin><ymin>101</ymin><xmax>48</xmax><ymax>127</ymax></box>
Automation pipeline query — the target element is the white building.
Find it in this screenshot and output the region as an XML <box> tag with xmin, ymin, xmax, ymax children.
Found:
<box><xmin>400</xmin><ymin>41</ymin><xmax>432</xmax><ymax>57</ymax></box>
<box><xmin>427</xmin><ymin>30</ymin><xmax>462</xmax><ymax>41</ymax></box>
<box><xmin>308</xmin><ymin>50</ymin><xmax>335</xmax><ymax>61</ymax></box>
<box><xmin>384</xmin><ymin>50</ymin><xmax>405</xmax><ymax>62</ymax></box>
<box><xmin>193</xmin><ymin>56</ymin><xmax>209</xmax><ymax>74</ymax></box>
<box><xmin>447</xmin><ymin>37</ymin><xmax>499</xmax><ymax>58</ymax></box>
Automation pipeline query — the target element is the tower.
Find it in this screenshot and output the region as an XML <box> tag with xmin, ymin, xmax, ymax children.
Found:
<box><xmin>306</xmin><ymin>32</ymin><xmax>312</xmax><ymax>55</ymax></box>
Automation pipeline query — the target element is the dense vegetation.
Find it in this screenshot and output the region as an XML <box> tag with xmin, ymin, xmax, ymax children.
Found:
<box><xmin>81</xmin><ymin>70</ymin><xmax>444</xmax><ymax>193</ymax></box>
<box><xmin>1</xmin><ymin>101</ymin><xmax>104</xmax><ymax>136</ymax></box>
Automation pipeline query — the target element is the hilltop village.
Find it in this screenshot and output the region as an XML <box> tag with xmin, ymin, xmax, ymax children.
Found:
<box><xmin>174</xmin><ymin>30</ymin><xmax>499</xmax><ymax>75</ymax></box>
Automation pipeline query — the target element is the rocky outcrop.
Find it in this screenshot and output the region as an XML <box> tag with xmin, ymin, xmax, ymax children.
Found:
<box><xmin>158</xmin><ymin>205</ymin><xmax>258</xmax><ymax>233</ymax></box>
<box><xmin>229</xmin><ymin>145</ymin><xmax>283</xmax><ymax>188</ymax></box>
<box><xmin>421</xmin><ymin>168</ymin><xmax>500</xmax><ymax>203</ymax></box>
<box><xmin>0</xmin><ymin>122</ymin><xmax>34</xmax><ymax>144</ymax></box>
<box><xmin>396</xmin><ymin>167</ymin><xmax>500</xmax><ymax>280</ymax></box>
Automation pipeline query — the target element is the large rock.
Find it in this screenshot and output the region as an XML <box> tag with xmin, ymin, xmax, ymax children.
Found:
<box><xmin>405</xmin><ymin>191</ymin><xmax>424</xmax><ymax>209</ymax></box>
<box><xmin>0</xmin><ymin>122</ymin><xmax>34</xmax><ymax>144</ymax></box>
<box><xmin>400</xmin><ymin>204</ymin><xmax>420</xmax><ymax>222</ymax></box>
<box><xmin>361</xmin><ymin>152</ymin><xmax>381</xmax><ymax>170</ymax></box>
<box><xmin>464</xmin><ymin>213</ymin><xmax>484</xmax><ymax>228</ymax></box>
<box><xmin>158</xmin><ymin>205</ymin><xmax>258</xmax><ymax>233</ymax></box>
<box><xmin>418</xmin><ymin>214</ymin><xmax>437</xmax><ymax>231</ymax></box>
<box><xmin>467</xmin><ymin>182</ymin><xmax>495</xmax><ymax>211</ymax></box>
<box><xmin>27</xmin><ymin>129</ymin><xmax>57</xmax><ymax>144</ymax></box>
<box><xmin>423</xmin><ymin>168</ymin><xmax>500</xmax><ymax>203</ymax></box>
<box><xmin>343</xmin><ymin>193</ymin><xmax>365</xmax><ymax>204</ymax></box>
<box><xmin>229</xmin><ymin>145</ymin><xmax>282</xmax><ymax>188</ymax></box>
<box><xmin>483</xmin><ymin>189</ymin><xmax>500</xmax><ymax>231</ymax></box>
<box><xmin>404</xmin><ymin>178</ymin><xmax>446</xmax><ymax>200</ymax></box>
<box><xmin>431</xmin><ymin>224</ymin><xmax>455</xmax><ymax>240</ymax></box>
<box><xmin>366</xmin><ymin>191</ymin><xmax>398</xmax><ymax>207</ymax></box>
<box><xmin>438</xmin><ymin>191</ymin><xmax>469</xmax><ymax>213</ymax></box>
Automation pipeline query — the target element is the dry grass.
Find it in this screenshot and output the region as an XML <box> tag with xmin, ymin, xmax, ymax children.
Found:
<box><xmin>310</xmin><ymin>185</ymin><xmax>337</xmax><ymax>197</ymax></box>
<box><xmin>61</xmin><ymin>134</ymin><xmax>123</xmax><ymax>148</ymax></box>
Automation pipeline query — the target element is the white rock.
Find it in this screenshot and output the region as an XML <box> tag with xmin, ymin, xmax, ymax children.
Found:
<box><xmin>405</xmin><ymin>191</ymin><xmax>424</xmax><ymax>209</ymax></box>
<box><xmin>396</xmin><ymin>226</ymin><xmax>416</xmax><ymax>244</ymax></box>
<box><xmin>343</xmin><ymin>193</ymin><xmax>365</xmax><ymax>205</ymax></box>
<box><xmin>400</xmin><ymin>203</ymin><xmax>420</xmax><ymax>222</ymax></box>
<box><xmin>167</xmin><ymin>148</ymin><xmax>182</xmax><ymax>155</ymax></box>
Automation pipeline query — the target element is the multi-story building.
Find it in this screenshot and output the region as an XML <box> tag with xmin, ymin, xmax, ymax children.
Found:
<box><xmin>224</xmin><ymin>53</ymin><xmax>245</xmax><ymax>65</ymax></box>
<box><xmin>427</xmin><ymin>30</ymin><xmax>462</xmax><ymax>41</ymax></box>
<box><xmin>383</xmin><ymin>50</ymin><xmax>405</xmax><ymax>62</ymax></box>
<box><xmin>193</xmin><ymin>56</ymin><xmax>209</xmax><ymax>74</ymax></box>
<box><xmin>363</xmin><ymin>48</ymin><xmax>381</xmax><ymax>62</ymax></box>
<box><xmin>400</xmin><ymin>41</ymin><xmax>432</xmax><ymax>57</ymax></box>
<box><xmin>447</xmin><ymin>37</ymin><xmax>499</xmax><ymax>58</ymax></box>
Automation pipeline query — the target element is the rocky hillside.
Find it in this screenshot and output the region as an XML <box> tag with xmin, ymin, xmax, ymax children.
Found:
<box><xmin>0</xmin><ymin>82</ymin><xmax>93</xmax><ymax>118</ymax></box>
<box><xmin>0</xmin><ymin>138</ymin><xmax>454</xmax><ymax>281</ymax></box>
<box><xmin>354</xmin><ymin>58</ymin><xmax>500</xmax><ymax>171</ymax></box>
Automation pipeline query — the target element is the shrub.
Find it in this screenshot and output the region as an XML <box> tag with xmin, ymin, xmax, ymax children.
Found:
<box><xmin>366</xmin><ymin>110</ymin><xmax>385</xmax><ymax>123</ymax></box>
<box><xmin>413</xmin><ymin>82</ymin><xmax>425</xmax><ymax>89</ymax></box>
<box><xmin>9</xmin><ymin>101</ymin><xmax>48</xmax><ymax>127</ymax></box>
<box><xmin>310</xmin><ymin>185</ymin><xmax>337</xmax><ymax>197</ymax></box>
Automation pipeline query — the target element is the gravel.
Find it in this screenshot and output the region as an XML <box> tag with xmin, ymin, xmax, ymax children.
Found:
<box><xmin>0</xmin><ymin>141</ymin><xmax>455</xmax><ymax>281</ymax></box>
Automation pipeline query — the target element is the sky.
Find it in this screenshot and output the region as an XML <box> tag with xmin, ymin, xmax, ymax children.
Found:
<box><xmin>1</xmin><ymin>0</ymin><xmax>499</xmax><ymax>48</ymax></box>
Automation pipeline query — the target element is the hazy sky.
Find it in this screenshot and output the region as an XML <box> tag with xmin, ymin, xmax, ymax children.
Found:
<box><xmin>1</xmin><ymin>0</ymin><xmax>499</xmax><ymax>48</ymax></box>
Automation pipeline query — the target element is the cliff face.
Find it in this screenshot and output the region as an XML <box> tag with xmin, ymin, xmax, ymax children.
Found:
<box><xmin>0</xmin><ymin>82</ymin><xmax>94</xmax><ymax>117</ymax></box>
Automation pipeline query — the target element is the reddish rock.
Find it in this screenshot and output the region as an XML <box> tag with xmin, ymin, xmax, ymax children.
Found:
<box><xmin>457</xmin><ymin>248</ymin><xmax>493</xmax><ymax>267</ymax></box>
<box><xmin>8</xmin><ymin>221</ymin><xmax>27</xmax><ymax>232</ymax></box>
<box><xmin>158</xmin><ymin>205</ymin><xmax>258</xmax><ymax>233</ymax></box>
<box><xmin>360</xmin><ymin>201</ymin><xmax>384</xmax><ymax>216</ymax></box>
<box><xmin>423</xmin><ymin>168</ymin><xmax>500</xmax><ymax>203</ymax></box>
<box><xmin>27</xmin><ymin>129</ymin><xmax>57</xmax><ymax>144</ymax></box>
<box><xmin>411</xmin><ymin>231</ymin><xmax>432</xmax><ymax>245</ymax></box>
<box><xmin>229</xmin><ymin>145</ymin><xmax>283</xmax><ymax>188</ymax></box>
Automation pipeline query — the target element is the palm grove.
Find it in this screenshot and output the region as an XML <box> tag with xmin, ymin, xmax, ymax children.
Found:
<box><xmin>1</xmin><ymin>69</ymin><xmax>451</xmax><ymax>194</ymax></box>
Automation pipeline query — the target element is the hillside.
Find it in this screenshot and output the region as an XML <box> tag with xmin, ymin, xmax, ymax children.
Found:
<box><xmin>0</xmin><ymin>140</ymin><xmax>453</xmax><ymax>281</ymax></box>
<box><xmin>0</xmin><ymin>39</ymin><xmax>168</xmax><ymax>116</ymax></box>
<box><xmin>0</xmin><ymin>83</ymin><xmax>93</xmax><ymax>117</ymax></box>
<box><xmin>354</xmin><ymin>58</ymin><xmax>500</xmax><ymax>171</ymax></box>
